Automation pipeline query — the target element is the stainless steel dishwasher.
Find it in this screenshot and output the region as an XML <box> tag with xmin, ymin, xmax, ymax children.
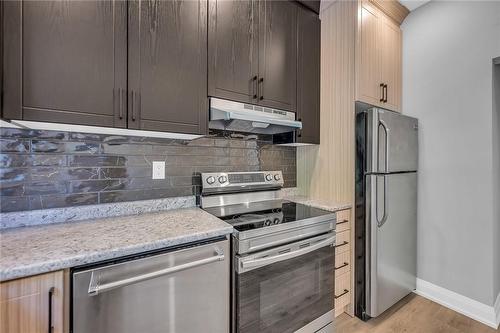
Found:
<box><xmin>72</xmin><ymin>238</ymin><xmax>229</xmax><ymax>333</ymax></box>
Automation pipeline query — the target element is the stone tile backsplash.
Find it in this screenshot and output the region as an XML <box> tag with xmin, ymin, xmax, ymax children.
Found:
<box><xmin>0</xmin><ymin>129</ymin><xmax>296</xmax><ymax>213</ymax></box>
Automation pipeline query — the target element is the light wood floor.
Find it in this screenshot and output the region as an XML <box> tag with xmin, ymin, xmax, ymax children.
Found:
<box><xmin>336</xmin><ymin>294</ymin><xmax>499</xmax><ymax>333</ymax></box>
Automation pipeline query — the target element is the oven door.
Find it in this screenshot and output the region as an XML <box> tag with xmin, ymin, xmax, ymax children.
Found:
<box><xmin>234</xmin><ymin>233</ymin><xmax>335</xmax><ymax>333</ymax></box>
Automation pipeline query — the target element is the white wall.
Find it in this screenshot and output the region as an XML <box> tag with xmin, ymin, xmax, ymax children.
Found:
<box><xmin>402</xmin><ymin>1</ymin><xmax>500</xmax><ymax>305</ymax></box>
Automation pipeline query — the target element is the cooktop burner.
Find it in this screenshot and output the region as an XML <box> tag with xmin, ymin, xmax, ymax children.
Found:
<box><xmin>208</xmin><ymin>200</ymin><xmax>333</xmax><ymax>232</ymax></box>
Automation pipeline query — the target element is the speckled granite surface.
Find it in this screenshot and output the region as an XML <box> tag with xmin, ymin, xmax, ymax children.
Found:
<box><xmin>0</xmin><ymin>196</ymin><xmax>196</xmax><ymax>229</ymax></box>
<box><xmin>281</xmin><ymin>188</ymin><xmax>352</xmax><ymax>212</ymax></box>
<box><xmin>0</xmin><ymin>208</ymin><xmax>232</xmax><ymax>281</ymax></box>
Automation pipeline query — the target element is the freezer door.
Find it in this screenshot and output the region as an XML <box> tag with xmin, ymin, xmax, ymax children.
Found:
<box><xmin>367</xmin><ymin>109</ymin><xmax>418</xmax><ymax>173</ymax></box>
<box><xmin>366</xmin><ymin>173</ymin><xmax>417</xmax><ymax>317</ymax></box>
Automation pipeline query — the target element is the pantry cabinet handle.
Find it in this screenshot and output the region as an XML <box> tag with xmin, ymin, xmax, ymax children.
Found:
<box><xmin>383</xmin><ymin>84</ymin><xmax>388</xmax><ymax>103</ymax></box>
<box><xmin>48</xmin><ymin>287</ymin><xmax>54</xmax><ymax>333</ymax></box>
<box><xmin>337</xmin><ymin>219</ymin><xmax>349</xmax><ymax>225</ymax></box>
<box><xmin>380</xmin><ymin>83</ymin><xmax>385</xmax><ymax>102</ymax></box>
<box><xmin>334</xmin><ymin>241</ymin><xmax>349</xmax><ymax>248</ymax></box>
<box><xmin>335</xmin><ymin>262</ymin><xmax>349</xmax><ymax>270</ymax></box>
<box><xmin>335</xmin><ymin>289</ymin><xmax>349</xmax><ymax>299</ymax></box>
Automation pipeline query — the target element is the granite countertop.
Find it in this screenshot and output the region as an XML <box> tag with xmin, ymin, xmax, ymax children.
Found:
<box><xmin>283</xmin><ymin>194</ymin><xmax>352</xmax><ymax>213</ymax></box>
<box><xmin>0</xmin><ymin>208</ymin><xmax>233</xmax><ymax>282</ymax></box>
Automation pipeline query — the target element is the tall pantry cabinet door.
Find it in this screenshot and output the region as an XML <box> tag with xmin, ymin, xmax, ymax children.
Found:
<box><xmin>2</xmin><ymin>1</ymin><xmax>127</xmax><ymax>127</ymax></box>
<box><xmin>258</xmin><ymin>0</ymin><xmax>297</xmax><ymax>112</ymax></box>
<box><xmin>356</xmin><ymin>1</ymin><xmax>383</xmax><ymax>108</ymax></box>
<box><xmin>379</xmin><ymin>16</ymin><xmax>402</xmax><ymax>112</ymax></box>
<box><xmin>208</xmin><ymin>0</ymin><xmax>259</xmax><ymax>104</ymax></box>
<box><xmin>128</xmin><ymin>0</ymin><xmax>208</xmax><ymax>134</ymax></box>
<box><xmin>296</xmin><ymin>6</ymin><xmax>320</xmax><ymax>144</ymax></box>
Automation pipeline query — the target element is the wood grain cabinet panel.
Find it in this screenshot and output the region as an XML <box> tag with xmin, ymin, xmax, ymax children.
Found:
<box><xmin>258</xmin><ymin>0</ymin><xmax>297</xmax><ymax>112</ymax></box>
<box><xmin>355</xmin><ymin>1</ymin><xmax>402</xmax><ymax>112</ymax></box>
<box><xmin>2</xmin><ymin>0</ymin><xmax>127</xmax><ymax>127</ymax></box>
<box><xmin>0</xmin><ymin>271</ymin><xmax>64</xmax><ymax>333</ymax></box>
<box><xmin>379</xmin><ymin>15</ymin><xmax>402</xmax><ymax>112</ymax></box>
<box><xmin>208</xmin><ymin>0</ymin><xmax>259</xmax><ymax>104</ymax></box>
<box><xmin>296</xmin><ymin>5</ymin><xmax>320</xmax><ymax>144</ymax></box>
<box><xmin>128</xmin><ymin>0</ymin><xmax>208</xmax><ymax>134</ymax></box>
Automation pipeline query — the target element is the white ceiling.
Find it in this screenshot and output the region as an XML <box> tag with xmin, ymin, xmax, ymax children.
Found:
<box><xmin>400</xmin><ymin>0</ymin><xmax>431</xmax><ymax>11</ymax></box>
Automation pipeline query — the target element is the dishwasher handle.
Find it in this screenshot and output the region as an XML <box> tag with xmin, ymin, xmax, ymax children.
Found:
<box><xmin>88</xmin><ymin>247</ymin><xmax>225</xmax><ymax>296</ymax></box>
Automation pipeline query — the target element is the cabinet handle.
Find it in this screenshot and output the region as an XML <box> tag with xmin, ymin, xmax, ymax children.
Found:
<box><xmin>335</xmin><ymin>289</ymin><xmax>349</xmax><ymax>299</ymax></box>
<box><xmin>335</xmin><ymin>262</ymin><xmax>349</xmax><ymax>270</ymax></box>
<box><xmin>130</xmin><ymin>91</ymin><xmax>136</xmax><ymax>121</ymax></box>
<box><xmin>118</xmin><ymin>88</ymin><xmax>124</xmax><ymax>120</ymax></box>
<box><xmin>252</xmin><ymin>76</ymin><xmax>258</xmax><ymax>99</ymax></box>
<box><xmin>337</xmin><ymin>219</ymin><xmax>349</xmax><ymax>225</ymax></box>
<box><xmin>334</xmin><ymin>241</ymin><xmax>349</xmax><ymax>248</ymax></box>
<box><xmin>383</xmin><ymin>84</ymin><xmax>388</xmax><ymax>103</ymax></box>
<box><xmin>48</xmin><ymin>287</ymin><xmax>54</xmax><ymax>333</ymax></box>
<box><xmin>380</xmin><ymin>83</ymin><xmax>385</xmax><ymax>102</ymax></box>
<box><xmin>259</xmin><ymin>78</ymin><xmax>264</xmax><ymax>100</ymax></box>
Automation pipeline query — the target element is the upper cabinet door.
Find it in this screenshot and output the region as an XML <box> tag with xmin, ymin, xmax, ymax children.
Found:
<box><xmin>296</xmin><ymin>6</ymin><xmax>320</xmax><ymax>144</ymax></box>
<box><xmin>128</xmin><ymin>0</ymin><xmax>208</xmax><ymax>134</ymax></box>
<box><xmin>379</xmin><ymin>16</ymin><xmax>402</xmax><ymax>112</ymax></box>
<box><xmin>258</xmin><ymin>0</ymin><xmax>297</xmax><ymax>112</ymax></box>
<box><xmin>356</xmin><ymin>1</ymin><xmax>383</xmax><ymax>108</ymax></box>
<box><xmin>208</xmin><ymin>0</ymin><xmax>259</xmax><ymax>104</ymax></box>
<box><xmin>2</xmin><ymin>1</ymin><xmax>127</xmax><ymax>127</ymax></box>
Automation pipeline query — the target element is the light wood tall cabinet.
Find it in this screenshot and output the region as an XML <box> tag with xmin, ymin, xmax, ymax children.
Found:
<box><xmin>0</xmin><ymin>271</ymin><xmax>65</xmax><ymax>333</ymax></box>
<box><xmin>296</xmin><ymin>0</ymin><xmax>408</xmax><ymax>319</ymax></box>
<box><xmin>356</xmin><ymin>1</ymin><xmax>403</xmax><ymax>112</ymax></box>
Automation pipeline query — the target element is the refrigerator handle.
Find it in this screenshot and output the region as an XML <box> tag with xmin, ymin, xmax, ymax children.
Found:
<box><xmin>376</xmin><ymin>175</ymin><xmax>389</xmax><ymax>228</ymax></box>
<box><xmin>379</xmin><ymin>120</ymin><xmax>389</xmax><ymax>172</ymax></box>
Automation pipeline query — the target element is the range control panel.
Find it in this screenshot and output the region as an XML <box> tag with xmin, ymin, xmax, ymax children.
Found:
<box><xmin>201</xmin><ymin>171</ymin><xmax>284</xmax><ymax>192</ymax></box>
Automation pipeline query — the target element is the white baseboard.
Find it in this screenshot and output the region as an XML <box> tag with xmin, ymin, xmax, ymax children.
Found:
<box><xmin>415</xmin><ymin>278</ymin><xmax>499</xmax><ymax>329</ymax></box>
<box><xmin>495</xmin><ymin>292</ymin><xmax>500</xmax><ymax>328</ymax></box>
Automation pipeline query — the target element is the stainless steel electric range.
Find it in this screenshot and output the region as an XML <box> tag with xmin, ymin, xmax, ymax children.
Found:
<box><xmin>200</xmin><ymin>171</ymin><xmax>337</xmax><ymax>333</ymax></box>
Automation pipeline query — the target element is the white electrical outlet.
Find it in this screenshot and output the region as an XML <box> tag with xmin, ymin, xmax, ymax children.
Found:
<box><xmin>152</xmin><ymin>161</ymin><xmax>165</xmax><ymax>180</ymax></box>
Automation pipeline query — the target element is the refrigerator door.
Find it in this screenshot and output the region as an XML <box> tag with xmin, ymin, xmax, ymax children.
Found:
<box><xmin>366</xmin><ymin>173</ymin><xmax>417</xmax><ymax>317</ymax></box>
<box><xmin>366</xmin><ymin>109</ymin><xmax>418</xmax><ymax>173</ymax></box>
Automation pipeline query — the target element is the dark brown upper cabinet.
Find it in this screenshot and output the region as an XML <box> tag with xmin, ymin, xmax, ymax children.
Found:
<box><xmin>258</xmin><ymin>0</ymin><xmax>297</xmax><ymax>112</ymax></box>
<box><xmin>2</xmin><ymin>1</ymin><xmax>127</xmax><ymax>128</ymax></box>
<box><xmin>208</xmin><ymin>0</ymin><xmax>259</xmax><ymax>104</ymax></box>
<box><xmin>296</xmin><ymin>5</ymin><xmax>320</xmax><ymax>144</ymax></box>
<box><xmin>128</xmin><ymin>0</ymin><xmax>208</xmax><ymax>134</ymax></box>
<box><xmin>208</xmin><ymin>0</ymin><xmax>297</xmax><ymax>112</ymax></box>
<box><xmin>2</xmin><ymin>0</ymin><xmax>207</xmax><ymax>135</ymax></box>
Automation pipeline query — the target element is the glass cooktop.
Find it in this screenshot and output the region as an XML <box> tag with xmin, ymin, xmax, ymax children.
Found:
<box><xmin>205</xmin><ymin>200</ymin><xmax>334</xmax><ymax>232</ymax></box>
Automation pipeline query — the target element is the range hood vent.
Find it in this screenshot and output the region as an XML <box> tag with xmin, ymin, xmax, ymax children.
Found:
<box><xmin>209</xmin><ymin>98</ymin><xmax>302</xmax><ymax>135</ymax></box>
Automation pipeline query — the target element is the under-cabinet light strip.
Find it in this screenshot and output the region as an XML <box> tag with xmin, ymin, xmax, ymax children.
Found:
<box><xmin>0</xmin><ymin>119</ymin><xmax>204</xmax><ymax>140</ymax></box>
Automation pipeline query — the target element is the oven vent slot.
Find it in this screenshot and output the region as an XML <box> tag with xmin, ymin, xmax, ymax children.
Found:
<box><xmin>278</xmin><ymin>249</ymin><xmax>291</xmax><ymax>255</ymax></box>
<box><xmin>299</xmin><ymin>243</ymin><xmax>311</xmax><ymax>249</ymax></box>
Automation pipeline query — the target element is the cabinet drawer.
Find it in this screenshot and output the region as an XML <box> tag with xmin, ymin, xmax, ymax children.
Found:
<box><xmin>335</xmin><ymin>251</ymin><xmax>351</xmax><ymax>278</ymax></box>
<box><xmin>336</xmin><ymin>209</ymin><xmax>351</xmax><ymax>233</ymax></box>
<box><xmin>335</xmin><ymin>230</ymin><xmax>350</xmax><ymax>255</ymax></box>
<box><xmin>334</xmin><ymin>271</ymin><xmax>351</xmax><ymax>315</ymax></box>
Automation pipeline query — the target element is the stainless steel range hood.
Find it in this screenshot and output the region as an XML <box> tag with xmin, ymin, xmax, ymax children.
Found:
<box><xmin>209</xmin><ymin>97</ymin><xmax>302</xmax><ymax>135</ymax></box>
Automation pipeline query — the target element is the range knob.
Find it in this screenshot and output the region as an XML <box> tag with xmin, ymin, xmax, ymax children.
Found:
<box><xmin>218</xmin><ymin>176</ymin><xmax>228</xmax><ymax>184</ymax></box>
<box><xmin>264</xmin><ymin>219</ymin><xmax>272</xmax><ymax>226</ymax></box>
<box><xmin>273</xmin><ymin>218</ymin><xmax>281</xmax><ymax>225</ymax></box>
<box><xmin>265</xmin><ymin>174</ymin><xmax>273</xmax><ymax>181</ymax></box>
<box><xmin>206</xmin><ymin>176</ymin><xmax>216</xmax><ymax>185</ymax></box>
<box><xmin>274</xmin><ymin>174</ymin><xmax>281</xmax><ymax>181</ymax></box>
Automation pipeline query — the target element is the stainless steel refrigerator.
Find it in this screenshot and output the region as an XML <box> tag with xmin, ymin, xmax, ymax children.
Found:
<box><xmin>355</xmin><ymin>107</ymin><xmax>418</xmax><ymax>320</ymax></box>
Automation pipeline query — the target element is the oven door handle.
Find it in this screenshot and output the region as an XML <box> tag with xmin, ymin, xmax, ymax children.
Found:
<box><xmin>238</xmin><ymin>235</ymin><xmax>335</xmax><ymax>273</ymax></box>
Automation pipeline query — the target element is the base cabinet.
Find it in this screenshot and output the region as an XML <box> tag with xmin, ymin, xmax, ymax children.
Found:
<box><xmin>334</xmin><ymin>208</ymin><xmax>353</xmax><ymax>317</ymax></box>
<box><xmin>0</xmin><ymin>271</ymin><xmax>65</xmax><ymax>333</ymax></box>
